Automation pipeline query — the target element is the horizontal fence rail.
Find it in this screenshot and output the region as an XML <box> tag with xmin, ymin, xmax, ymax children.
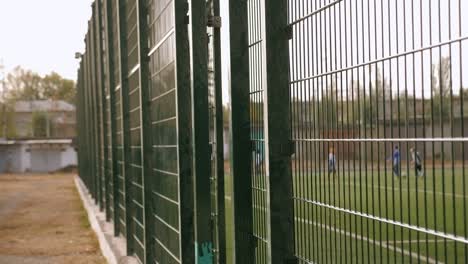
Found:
<box><xmin>76</xmin><ymin>0</ymin><xmax>468</xmax><ymax>263</ymax></box>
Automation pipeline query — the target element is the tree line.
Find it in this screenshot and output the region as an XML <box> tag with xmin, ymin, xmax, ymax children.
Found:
<box><xmin>2</xmin><ymin>66</ymin><xmax>75</xmax><ymax>104</ymax></box>
<box><xmin>0</xmin><ymin>66</ymin><xmax>76</xmax><ymax>138</ymax></box>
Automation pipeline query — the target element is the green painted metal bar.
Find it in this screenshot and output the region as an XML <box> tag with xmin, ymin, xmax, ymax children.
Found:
<box><xmin>263</xmin><ymin>0</ymin><xmax>296</xmax><ymax>263</ymax></box>
<box><xmin>79</xmin><ymin>50</ymin><xmax>85</xmax><ymax>188</ymax></box>
<box><xmin>87</xmin><ymin>33</ymin><xmax>93</xmax><ymax>196</ymax></box>
<box><xmin>174</xmin><ymin>0</ymin><xmax>196</xmax><ymax>262</ymax></box>
<box><xmin>83</xmin><ymin>38</ymin><xmax>90</xmax><ymax>193</ymax></box>
<box><xmin>90</xmin><ymin>9</ymin><xmax>101</xmax><ymax>206</ymax></box>
<box><xmin>124</xmin><ymin>0</ymin><xmax>144</xmax><ymax>260</ymax></box>
<box><xmin>116</xmin><ymin>0</ymin><xmax>134</xmax><ymax>254</ymax></box>
<box><xmin>135</xmin><ymin>0</ymin><xmax>154</xmax><ymax>262</ymax></box>
<box><xmin>77</xmin><ymin>60</ymin><xmax>85</xmax><ymax>189</ymax></box>
<box><xmin>104</xmin><ymin>0</ymin><xmax>120</xmax><ymax>235</ymax></box>
<box><xmin>84</xmin><ymin>33</ymin><xmax>91</xmax><ymax>197</ymax></box>
<box><xmin>85</xmin><ymin>29</ymin><xmax>97</xmax><ymax>201</ymax></box>
<box><xmin>191</xmin><ymin>0</ymin><xmax>214</xmax><ymax>262</ymax></box>
<box><xmin>89</xmin><ymin>13</ymin><xmax>97</xmax><ymax>203</ymax></box>
<box><xmin>96</xmin><ymin>0</ymin><xmax>109</xmax><ymax>215</ymax></box>
<box><xmin>99</xmin><ymin>0</ymin><xmax>111</xmax><ymax>221</ymax></box>
<box><xmin>228</xmin><ymin>0</ymin><xmax>255</xmax><ymax>262</ymax></box>
<box><xmin>212</xmin><ymin>0</ymin><xmax>226</xmax><ymax>261</ymax></box>
<box><xmin>95</xmin><ymin>8</ymin><xmax>103</xmax><ymax>209</ymax></box>
<box><xmin>82</xmin><ymin>44</ymin><xmax>88</xmax><ymax>190</ymax></box>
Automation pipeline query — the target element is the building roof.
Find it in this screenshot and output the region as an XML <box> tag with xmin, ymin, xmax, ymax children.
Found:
<box><xmin>14</xmin><ymin>100</ymin><xmax>75</xmax><ymax>113</ymax></box>
<box><xmin>0</xmin><ymin>139</ymin><xmax>73</xmax><ymax>146</ymax></box>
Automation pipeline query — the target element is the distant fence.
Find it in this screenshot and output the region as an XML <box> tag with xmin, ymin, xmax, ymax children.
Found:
<box><xmin>77</xmin><ymin>0</ymin><xmax>468</xmax><ymax>263</ymax></box>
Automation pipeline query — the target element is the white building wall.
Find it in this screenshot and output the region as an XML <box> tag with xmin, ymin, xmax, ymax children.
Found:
<box><xmin>8</xmin><ymin>145</ymin><xmax>23</xmax><ymax>173</ymax></box>
<box><xmin>61</xmin><ymin>145</ymin><xmax>77</xmax><ymax>168</ymax></box>
<box><xmin>0</xmin><ymin>141</ymin><xmax>77</xmax><ymax>173</ymax></box>
<box><xmin>19</xmin><ymin>144</ymin><xmax>31</xmax><ymax>173</ymax></box>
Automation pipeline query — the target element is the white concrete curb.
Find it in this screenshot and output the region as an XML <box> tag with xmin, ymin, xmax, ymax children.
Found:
<box><xmin>74</xmin><ymin>176</ymin><xmax>137</xmax><ymax>264</ymax></box>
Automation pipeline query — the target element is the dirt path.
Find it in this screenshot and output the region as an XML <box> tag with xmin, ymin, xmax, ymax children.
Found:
<box><xmin>0</xmin><ymin>174</ymin><xmax>106</xmax><ymax>264</ymax></box>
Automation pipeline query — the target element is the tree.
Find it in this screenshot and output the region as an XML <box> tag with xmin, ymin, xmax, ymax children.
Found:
<box><xmin>361</xmin><ymin>66</ymin><xmax>391</xmax><ymax>126</ymax></box>
<box><xmin>4</xmin><ymin>66</ymin><xmax>76</xmax><ymax>104</ymax></box>
<box><xmin>5</xmin><ymin>67</ymin><xmax>43</xmax><ymax>102</ymax></box>
<box><xmin>429</xmin><ymin>57</ymin><xmax>452</xmax><ymax>120</ymax></box>
<box><xmin>462</xmin><ymin>88</ymin><xmax>468</xmax><ymax>99</ymax></box>
<box><xmin>32</xmin><ymin>111</ymin><xmax>49</xmax><ymax>138</ymax></box>
<box><xmin>0</xmin><ymin>104</ymin><xmax>16</xmax><ymax>138</ymax></box>
<box><xmin>319</xmin><ymin>78</ymin><xmax>338</xmax><ymax>129</ymax></box>
<box><xmin>42</xmin><ymin>72</ymin><xmax>76</xmax><ymax>103</ymax></box>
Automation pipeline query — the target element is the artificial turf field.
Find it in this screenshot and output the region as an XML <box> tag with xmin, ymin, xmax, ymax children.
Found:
<box><xmin>224</xmin><ymin>166</ymin><xmax>468</xmax><ymax>263</ymax></box>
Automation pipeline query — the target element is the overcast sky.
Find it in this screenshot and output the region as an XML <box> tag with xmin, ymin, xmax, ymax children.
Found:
<box><xmin>0</xmin><ymin>0</ymin><xmax>94</xmax><ymax>80</ymax></box>
<box><xmin>1</xmin><ymin>0</ymin><xmax>466</xmax><ymax>101</ymax></box>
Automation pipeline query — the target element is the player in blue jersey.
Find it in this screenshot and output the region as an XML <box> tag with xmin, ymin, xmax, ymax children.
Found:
<box><xmin>328</xmin><ymin>147</ymin><xmax>337</xmax><ymax>178</ymax></box>
<box><xmin>392</xmin><ymin>145</ymin><xmax>401</xmax><ymax>177</ymax></box>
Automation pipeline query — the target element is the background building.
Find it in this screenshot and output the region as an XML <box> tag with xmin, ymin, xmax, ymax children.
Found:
<box><xmin>13</xmin><ymin>100</ymin><xmax>76</xmax><ymax>138</ymax></box>
<box><xmin>0</xmin><ymin>100</ymin><xmax>77</xmax><ymax>173</ymax></box>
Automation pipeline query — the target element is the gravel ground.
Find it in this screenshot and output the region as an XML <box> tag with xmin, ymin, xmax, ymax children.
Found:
<box><xmin>0</xmin><ymin>174</ymin><xmax>106</xmax><ymax>264</ymax></box>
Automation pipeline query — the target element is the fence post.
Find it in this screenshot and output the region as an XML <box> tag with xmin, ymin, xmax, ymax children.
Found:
<box><xmin>96</xmin><ymin>0</ymin><xmax>110</xmax><ymax>218</ymax></box>
<box><xmin>85</xmin><ymin>27</ymin><xmax>97</xmax><ymax>202</ymax></box>
<box><xmin>116</xmin><ymin>0</ymin><xmax>134</xmax><ymax>255</ymax></box>
<box><xmin>93</xmin><ymin>1</ymin><xmax>104</xmax><ymax>212</ymax></box>
<box><xmin>228</xmin><ymin>0</ymin><xmax>255</xmax><ymax>262</ymax></box>
<box><xmin>263</xmin><ymin>0</ymin><xmax>296</xmax><ymax>263</ymax></box>
<box><xmin>91</xmin><ymin>5</ymin><xmax>103</xmax><ymax>208</ymax></box>
<box><xmin>104</xmin><ymin>0</ymin><xmax>120</xmax><ymax>233</ymax></box>
<box><xmin>84</xmin><ymin>34</ymin><xmax>91</xmax><ymax>195</ymax></box>
<box><xmin>212</xmin><ymin>0</ymin><xmax>226</xmax><ymax>261</ymax></box>
<box><xmin>191</xmin><ymin>0</ymin><xmax>214</xmax><ymax>262</ymax></box>
<box><xmin>176</xmin><ymin>0</ymin><xmax>197</xmax><ymax>261</ymax></box>
<box><xmin>135</xmin><ymin>0</ymin><xmax>154</xmax><ymax>262</ymax></box>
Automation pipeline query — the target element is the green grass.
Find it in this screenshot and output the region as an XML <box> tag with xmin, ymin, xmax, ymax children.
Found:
<box><xmin>224</xmin><ymin>167</ymin><xmax>468</xmax><ymax>263</ymax></box>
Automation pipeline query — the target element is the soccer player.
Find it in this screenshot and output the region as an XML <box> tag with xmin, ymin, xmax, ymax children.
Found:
<box><xmin>328</xmin><ymin>147</ymin><xmax>337</xmax><ymax>177</ymax></box>
<box><xmin>410</xmin><ymin>147</ymin><xmax>424</xmax><ymax>177</ymax></box>
<box><xmin>392</xmin><ymin>145</ymin><xmax>401</xmax><ymax>177</ymax></box>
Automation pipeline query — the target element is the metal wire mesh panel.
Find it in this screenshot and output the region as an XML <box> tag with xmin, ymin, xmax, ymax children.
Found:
<box><xmin>110</xmin><ymin>0</ymin><xmax>126</xmax><ymax>236</ymax></box>
<box><xmin>288</xmin><ymin>0</ymin><xmax>468</xmax><ymax>263</ymax></box>
<box><xmin>125</xmin><ymin>0</ymin><xmax>145</xmax><ymax>261</ymax></box>
<box><xmin>76</xmin><ymin>0</ymin><xmax>468</xmax><ymax>263</ymax></box>
<box><xmin>248</xmin><ymin>0</ymin><xmax>270</xmax><ymax>262</ymax></box>
<box><xmin>84</xmin><ymin>34</ymin><xmax>94</xmax><ymax>199</ymax></box>
<box><xmin>89</xmin><ymin>16</ymin><xmax>100</xmax><ymax>203</ymax></box>
<box><xmin>115</xmin><ymin>85</ymin><xmax>126</xmax><ymax>236</ymax></box>
<box><xmin>91</xmin><ymin>5</ymin><xmax>103</xmax><ymax>207</ymax></box>
<box><xmin>101</xmin><ymin>2</ymin><xmax>113</xmax><ymax>220</ymax></box>
<box><xmin>95</xmin><ymin>1</ymin><xmax>107</xmax><ymax>215</ymax></box>
<box><xmin>148</xmin><ymin>0</ymin><xmax>182</xmax><ymax>263</ymax></box>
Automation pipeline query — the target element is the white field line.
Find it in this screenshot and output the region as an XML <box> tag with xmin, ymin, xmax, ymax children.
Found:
<box><xmin>320</xmin><ymin>181</ymin><xmax>467</xmax><ymax>199</ymax></box>
<box><xmin>388</xmin><ymin>239</ymin><xmax>456</xmax><ymax>244</ymax></box>
<box><xmin>296</xmin><ymin>217</ymin><xmax>441</xmax><ymax>264</ymax></box>
<box><xmin>252</xmin><ymin>205</ymin><xmax>453</xmax><ymax>262</ymax></box>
